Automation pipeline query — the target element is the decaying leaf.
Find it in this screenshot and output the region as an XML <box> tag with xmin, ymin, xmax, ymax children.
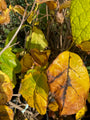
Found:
<box><xmin>0</xmin><ymin>0</ymin><xmax>10</xmax><ymax>25</ymax></box>
<box><xmin>47</xmin><ymin>51</ymin><xmax>89</xmax><ymax>115</ymax></box>
<box><xmin>0</xmin><ymin>71</ymin><xmax>13</xmax><ymax>104</ymax></box>
<box><xmin>30</xmin><ymin>49</ymin><xmax>50</xmax><ymax>66</ymax></box>
<box><xmin>19</xmin><ymin>69</ymin><xmax>49</xmax><ymax>115</ymax></box>
<box><xmin>0</xmin><ymin>0</ymin><xmax>7</xmax><ymax>11</ymax></box>
<box><xmin>78</xmin><ymin>41</ymin><xmax>90</xmax><ymax>54</ymax></box>
<box><xmin>46</xmin><ymin>1</ymin><xmax>57</xmax><ymax>10</ymax></box>
<box><xmin>13</xmin><ymin>5</ymin><xmax>26</xmax><ymax>16</ymax></box>
<box><xmin>0</xmin><ymin>105</ymin><xmax>14</xmax><ymax>120</ymax></box>
<box><xmin>20</xmin><ymin>53</ymin><xmax>34</xmax><ymax>73</ymax></box>
<box><xmin>75</xmin><ymin>106</ymin><xmax>87</xmax><ymax>120</ymax></box>
<box><xmin>30</xmin><ymin>27</ymin><xmax>48</xmax><ymax>51</ymax></box>
<box><xmin>0</xmin><ymin>8</ymin><xmax>10</xmax><ymax>25</ymax></box>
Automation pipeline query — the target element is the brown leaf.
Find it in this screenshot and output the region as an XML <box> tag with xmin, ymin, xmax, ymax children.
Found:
<box><xmin>0</xmin><ymin>0</ymin><xmax>7</xmax><ymax>11</ymax></box>
<box><xmin>0</xmin><ymin>105</ymin><xmax>14</xmax><ymax>120</ymax></box>
<box><xmin>0</xmin><ymin>8</ymin><xmax>10</xmax><ymax>25</ymax></box>
<box><xmin>47</xmin><ymin>51</ymin><xmax>89</xmax><ymax>115</ymax></box>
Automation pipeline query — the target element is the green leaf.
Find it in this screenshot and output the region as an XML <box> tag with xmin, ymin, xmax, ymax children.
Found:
<box><xmin>70</xmin><ymin>0</ymin><xmax>90</xmax><ymax>45</ymax></box>
<box><xmin>0</xmin><ymin>48</ymin><xmax>21</xmax><ymax>87</ymax></box>
<box><xmin>30</xmin><ymin>27</ymin><xmax>48</xmax><ymax>51</ymax></box>
<box><xmin>5</xmin><ymin>28</ymin><xmax>17</xmax><ymax>47</ymax></box>
<box><xmin>5</xmin><ymin>25</ymin><xmax>29</xmax><ymax>47</ymax></box>
<box><xmin>19</xmin><ymin>68</ymin><xmax>49</xmax><ymax>115</ymax></box>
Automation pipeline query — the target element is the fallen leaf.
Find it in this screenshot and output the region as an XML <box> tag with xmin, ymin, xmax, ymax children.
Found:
<box><xmin>47</xmin><ymin>51</ymin><xmax>89</xmax><ymax>115</ymax></box>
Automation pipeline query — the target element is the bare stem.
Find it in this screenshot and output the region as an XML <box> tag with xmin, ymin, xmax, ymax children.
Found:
<box><xmin>0</xmin><ymin>8</ymin><xmax>26</xmax><ymax>56</ymax></box>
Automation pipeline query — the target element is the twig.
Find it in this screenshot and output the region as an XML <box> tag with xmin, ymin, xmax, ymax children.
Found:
<box><xmin>8</xmin><ymin>101</ymin><xmax>32</xmax><ymax>115</ymax></box>
<box><xmin>0</xmin><ymin>7</ymin><xmax>27</xmax><ymax>56</ymax></box>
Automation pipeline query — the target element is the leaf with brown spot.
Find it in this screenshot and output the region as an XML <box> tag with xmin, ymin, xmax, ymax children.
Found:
<box><xmin>47</xmin><ymin>51</ymin><xmax>89</xmax><ymax>115</ymax></box>
<box><xmin>0</xmin><ymin>105</ymin><xmax>14</xmax><ymax>120</ymax></box>
<box><xmin>20</xmin><ymin>53</ymin><xmax>34</xmax><ymax>73</ymax></box>
<box><xmin>19</xmin><ymin>68</ymin><xmax>49</xmax><ymax>115</ymax></box>
<box><xmin>0</xmin><ymin>71</ymin><xmax>13</xmax><ymax>104</ymax></box>
<box><xmin>30</xmin><ymin>48</ymin><xmax>50</xmax><ymax>66</ymax></box>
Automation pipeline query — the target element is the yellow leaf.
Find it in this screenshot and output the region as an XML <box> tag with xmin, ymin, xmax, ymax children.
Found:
<box><xmin>30</xmin><ymin>48</ymin><xmax>50</xmax><ymax>66</ymax></box>
<box><xmin>0</xmin><ymin>105</ymin><xmax>14</xmax><ymax>120</ymax></box>
<box><xmin>78</xmin><ymin>41</ymin><xmax>90</xmax><ymax>54</ymax></box>
<box><xmin>27</xmin><ymin>11</ymin><xmax>34</xmax><ymax>24</ymax></box>
<box><xmin>30</xmin><ymin>27</ymin><xmax>48</xmax><ymax>51</ymax></box>
<box><xmin>46</xmin><ymin>1</ymin><xmax>57</xmax><ymax>10</ymax></box>
<box><xmin>13</xmin><ymin>5</ymin><xmax>26</xmax><ymax>16</ymax></box>
<box><xmin>20</xmin><ymin>53</ymin><xmax>34</xmax><ymax>73</ymax></box>
<box><xmin>49</xmin><ymin>100</ymin><xmax>59</xmax><ymax>112</ymax></box>
<box><xmin>0</xmin><ymin>0</ymin><xmax>7</xmax><ymax>11</ymax></box>
<box><xmin>76</xmin><ymin>106</ymin><xmax>87</xmax><ymax>120</ymax></box>
<box><xmin>0</xmin><ymin>8</ymin><xmax>10</xmax><ymax>25</ymax></box>
<box><xmin>47</xmin><ymin>51</ymin><xmax>89</xmax><ymax>115</ymax></box>
<box><xmin>19</xmin><ymin>69</ymin><xmax>49</xmax><ymax>115</ymax></box>
<box><xmin>0</xmin><ymin>71</ymin><xmax>13</xmax><ymax>104</ymax></box>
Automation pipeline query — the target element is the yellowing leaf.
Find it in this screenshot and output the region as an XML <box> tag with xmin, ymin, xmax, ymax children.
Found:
<box><xmin>70</xmin><ymin>0</ymin><xmax>90</xmax><ymax>52</ymax></box>
<box><xmin>49</xmin><ymin>101</ymin><xmax>59</xmax><ymax>112</ymax></box>
<box><xmin>47</xmin><ymin>51</ymin><xmax>89</xmax><ymax>115</ymax></box>
<box><xmin>27</xmin><ymin>11</ymin><xmax>34</xmax><ymax>24</ymax></box>
<box><xmin>0</xmin><ymin>48</ymin><xmax>21</xmax><ymax>87</ymax></box>
<box><xmin>0</xmin><ymin>8</ymin><xmax>10</xmax><ymax>25</ymax></box>
<box><xmin>87</xmin><ymin>92</ymin><xmax>90</xmax><ymax>103</ymax></box>
<box><xmin>20</xmin><ymin>53</ymin><xmax>34</xmax><ymax>73</ymax></box>
<box><xmin>30</xmin><ymin>27</ymin><xmax>48</xmax><ymax>51</ymax></box>
<box><xmin>0</xmin><ymin>105</ymin><xmax>14</xmax><ymax>120</ymax></box>
<box><xmin>0</xmin><ymin>71</ymin><xmax>13</xmax><ymax>104</ymax></box>
<box><xmin>19</xmin><ymin>69</ymin><xmax>49</xmax><ymax>115</ymax></box>
<box><xmin>46</xmin><ymin>1</ymin><xmax>57</xmax><ymax>10</ymax></box>
<box><xmin>78</xmin><ymin>41</ymin><xmax>90</xmax><ymax>54</ymax></box>
<box><xmin>13</xmin><ymin>5</ymin><xmax>26</xmax><ymax>16</ymax></box>
<box><xmin>76</xmin><ymin>106</ymin><xmax>87</xmax><ymax>120</ymax></box>
<box><xmin>30</xmin><ymin>49</ymin><xmax>50</xmax><ymax>66</ymax></box>
<box><xmin>0</xmin><ymin>0</ymin><xmax>7</xmax><ymax>11</ymax></box>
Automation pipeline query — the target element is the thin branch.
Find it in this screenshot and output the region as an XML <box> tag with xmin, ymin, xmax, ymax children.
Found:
<box><xmin>0</xmin><ymin>7</ymin><xmax>27</xmax><ymax>56</ymax></box>
<box><xmin>8</xmin><ymin>101</ymin><xmax>32</xmax><ymax>115</ymax></box>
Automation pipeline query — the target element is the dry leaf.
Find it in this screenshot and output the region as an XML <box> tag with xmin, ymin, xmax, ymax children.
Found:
<box><xmin>0</xmin><ymin>105</ymin><xmax>14</xmax><ymax>120</ymax></box>
<box><xmin>47</xmin><ymin>51</ymin><xmax>89</xmax><ymax>115</ymax></box>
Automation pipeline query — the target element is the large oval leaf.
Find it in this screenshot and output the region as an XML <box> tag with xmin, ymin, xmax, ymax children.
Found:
<box><xmin>30</xmin><ymin>27</ymin><xmax>48</xmax><ymax>51</ymax></box>
<box><xmin>0</xmin><ymin>48</ymin><xmax>21</xmax><ymax>87</ymax></box>
<box><xmin>47</xmin><ymin>51</ymin><xmax>89</xmax><ymax>115</ymax></box>
<box><xmin>19</xmin><ymin>69</ymin><xmax>49</xmax><ymax>115</ymax></box>
<box><xmin>70</xmin><ymin>0</ymin><xmax>90</xmax><ymax>52</ymax></box>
